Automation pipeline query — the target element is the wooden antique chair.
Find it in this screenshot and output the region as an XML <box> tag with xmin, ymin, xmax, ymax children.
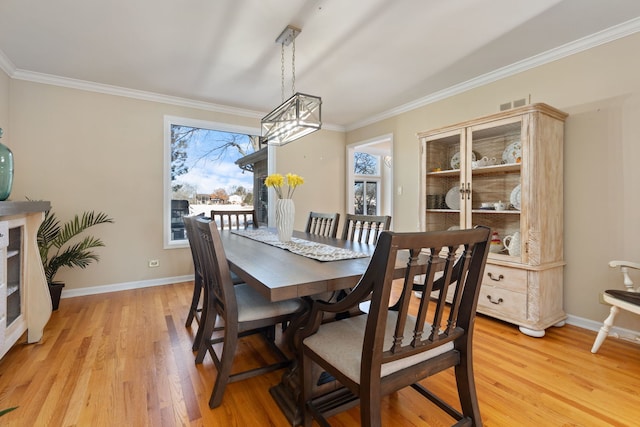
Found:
<box><xmin>297</xmin><ymin>226</ymin><xmax>491</xmax><ymax>427</ymax></box>
<box><xmin>591</xmin><ymin>260</ymin><xmax>640</xmax><ymax>353</ymax></box>
<box><xmin>305</xmin><ymin>212</ymin><xmax>340</xmax><ymax>238</ymax></box>
<box><xmin>341</xmin><ymin>214</ymin><xmax>391</xmax><ymax>244</ymax></box>
<box><xmin>192</xmin><ymin>217</ymin><xmax>306</xmax><ymax>408</ymax></box>
<box><xmin>210</xmin><ymin>209</ymin><xmax>258</xmax><ymax>230</ymax></box>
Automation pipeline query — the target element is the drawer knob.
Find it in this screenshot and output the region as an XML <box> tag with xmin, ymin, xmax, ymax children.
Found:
<box><xmin>487</xmin><ymin>272</ymin><xmax>504</xmax><ymax>282</ymax></box>
<box><xmin>486</xmin><ymin>295</ymin><xmax>504</xmax><ymax>305</ymax></box>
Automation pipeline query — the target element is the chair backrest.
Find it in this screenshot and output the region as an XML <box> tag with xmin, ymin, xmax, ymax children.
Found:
<box><xmin>305</xmin><ymin>212</ymin><xmax>340</xmax><ymax>238</ymax></box>
<box><xmin>194</xmin><ymin>217</ymin><xmax>238</xmax><ymax>322</ymax></box>
<box><xmin>364</xmin><ymin>227</ymin><xmax>490</xmax><ymax>375</ymax></box>
<box><xmin>210</xmin><ymin>209</ymin><xmax>258</xmax><ymax>230</ymax></box>
<box><xmin>183</xmin><ymin>215</ymin><xmax>207</xmax><ymax>282</ymax></box>
<box><xmin>340</xmin><ymin>214</ymin><xmax>391</xmax><ymax>244</ymax></box>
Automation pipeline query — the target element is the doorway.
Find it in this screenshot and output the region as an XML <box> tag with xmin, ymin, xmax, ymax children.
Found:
<box><xmin>346</xmin><ymin>134</ymin><xmax>393</xmax><ymax>222</ymax></box>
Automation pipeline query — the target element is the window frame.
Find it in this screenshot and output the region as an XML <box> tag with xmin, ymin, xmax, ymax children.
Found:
<box><xmin>163</xmin><ymin>115</ymin><xmax>261</xmax><ymax>249</ymax></box>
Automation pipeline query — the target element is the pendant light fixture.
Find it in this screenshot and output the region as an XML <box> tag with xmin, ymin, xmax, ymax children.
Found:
<box><xmin>261</xmin><ymin>25</ymin><xmax>322</xmax><ymax>146</ymax></box>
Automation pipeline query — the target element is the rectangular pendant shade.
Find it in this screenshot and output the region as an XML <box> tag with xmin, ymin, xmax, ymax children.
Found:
<box><xmin>261</xmin><ymin>92</ymin><xmax>322</xmax><ymax>146</ymax></box>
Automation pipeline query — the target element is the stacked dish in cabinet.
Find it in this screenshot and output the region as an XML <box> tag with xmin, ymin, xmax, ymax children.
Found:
<box><xmin>418</xmin><ymin>103</ymin><xmax>568</xmax><ymax>337</ymax></box>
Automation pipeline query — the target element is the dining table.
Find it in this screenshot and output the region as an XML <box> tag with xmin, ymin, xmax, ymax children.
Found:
<box><xmin>218</xmin><ymin>227</ymin><xmax>379</xmax><ymax>425</ymax></box>
<box><xmin>219</xmin><ymin>228</ymin><xmax>376</xmax><ymax>302</ymax></box>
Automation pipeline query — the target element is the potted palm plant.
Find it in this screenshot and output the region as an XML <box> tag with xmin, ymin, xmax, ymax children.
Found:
<box><xmin>37</xmin><ymin>209</ymin><xmax>114</xmax><ymax>310</ymax></box>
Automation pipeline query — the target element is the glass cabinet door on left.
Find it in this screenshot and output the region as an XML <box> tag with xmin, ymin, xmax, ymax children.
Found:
<box><xmin>422</xmin><ymin>129</ymin><xmax>464</xmax><ymax>232</ymax></box>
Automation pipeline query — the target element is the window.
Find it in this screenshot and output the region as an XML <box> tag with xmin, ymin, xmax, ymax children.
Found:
<box><xmin>164</xmin><ymin>116</ymin><xmax>261</xmax><ymax>248</ymax></box>
<box><xmin>353</xmin><ymin>152</ymin><xmax>380</xmax><ymax>215</ymax></box>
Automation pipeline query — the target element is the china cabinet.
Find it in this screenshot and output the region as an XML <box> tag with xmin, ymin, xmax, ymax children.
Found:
<box><xmin>0</xmin><ymin>201</ymin><xmax>51</xmax><ymax>358</ymax></box>
<box><xmin>419</xmin><ymin>103</ymin><xmax>567</xmax><ymax>337</ymax></box>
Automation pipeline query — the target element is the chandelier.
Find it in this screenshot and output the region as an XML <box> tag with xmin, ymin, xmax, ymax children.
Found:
<box><xmin>261</xmin><ymin>25</ymin><xmax>322</xmax><ymax>146</ymax></box>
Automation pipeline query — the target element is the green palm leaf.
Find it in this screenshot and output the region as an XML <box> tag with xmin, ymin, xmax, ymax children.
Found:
<box><xmin>38</xmin><ymin>210</ymin><xmax>114</xmax><ymax>284</ymax></box>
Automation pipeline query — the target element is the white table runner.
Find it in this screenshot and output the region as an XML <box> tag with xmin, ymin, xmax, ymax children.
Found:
<box><xmin>230</xmin><ymin>229</ymin><xmax>369</xmax><ymax>262</ymax></box>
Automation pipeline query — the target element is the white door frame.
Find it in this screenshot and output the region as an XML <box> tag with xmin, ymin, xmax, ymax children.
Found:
<box><xmin>346</xmin><ymin>134</ymin><xmax>394</xmax><ymax>222</ymax></box>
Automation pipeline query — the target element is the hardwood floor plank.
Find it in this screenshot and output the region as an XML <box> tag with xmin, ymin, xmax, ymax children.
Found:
<box><xmin>0</xmin><ymin>281</ymin><xmax>639</xmax><ymax>426</ymax></box>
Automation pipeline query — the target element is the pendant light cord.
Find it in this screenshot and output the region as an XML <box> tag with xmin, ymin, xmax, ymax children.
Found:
<box><xmin>280</xmin><ymin>37</ymin><xmax>297</xmax><ymax>103</ymax></box>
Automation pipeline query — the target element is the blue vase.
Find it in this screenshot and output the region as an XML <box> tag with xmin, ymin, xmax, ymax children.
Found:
<box><xmin>0</xmin><ymin>138</ymin><xmax>14</xmax><ymax>201</ymax></box>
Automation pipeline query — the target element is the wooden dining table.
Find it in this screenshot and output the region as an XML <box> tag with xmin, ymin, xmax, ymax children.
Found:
<box><xmin>218</xmin><ymin>228</ymin><xmax>378</xmax><ymax>425</ymax></box>
<box><xmin>219</xmin><ymin>228</ymin><xmax>376</xmax><ymax>302</ymax></box>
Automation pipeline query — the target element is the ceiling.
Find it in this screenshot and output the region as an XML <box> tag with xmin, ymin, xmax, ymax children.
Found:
<box><xmin>1</xmin><ymin>0</ymin><xmax>640</xmax><ymax>130</ymax></box>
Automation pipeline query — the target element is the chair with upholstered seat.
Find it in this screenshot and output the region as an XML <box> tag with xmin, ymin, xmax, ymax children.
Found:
<box><xmin>210</xmin><ymin>209</ymin><xmax>258</xmax><ymax>230</ymax></box>
<box><xmin>305</xmin><ymin>212</ymin><xmax>340</xmax><ymax>238</ymax></box>
<box><xmin>298</xmin><ymin>226</ymin><xmax>491</xmax><ymax>427</ymax></box>
<box><xmin>183</xmin><ymin>215</ymin><xmax>208</xmax><ymax>348</ymax></box>
<box><xmin>341</xmin><ymin>213</ymin><xmax>391</xmax><ymax>244</ymax></box>
<box><xmin>591</xmin><ymin>260</ymin><xmax>640</xmax><ymax>353</ymax></box>
<box><xmin>184</xmin><ymin>215</ymin><xmax>243</xmax><ymax>351</ymax></box>
<box><xmin>192</xmin><ymin>217</ymin><xmax>306</xmax><ymax>408</ymax></box>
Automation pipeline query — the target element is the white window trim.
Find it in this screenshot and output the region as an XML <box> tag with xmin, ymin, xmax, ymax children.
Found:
<box><xmin>163</xmin><ymin>115</ymin><xmax>261</xmax><ymax>249</ymax></box>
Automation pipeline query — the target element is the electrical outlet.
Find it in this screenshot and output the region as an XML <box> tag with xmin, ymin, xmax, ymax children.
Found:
<box><xmin>148</xmin><ymin>259</ymin><xmax>160</xmax><ymax>268</ymax></box>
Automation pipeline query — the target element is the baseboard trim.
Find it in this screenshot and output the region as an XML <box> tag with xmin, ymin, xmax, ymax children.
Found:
<box><xmin>59</xmin><ymin>278</ymin><xmax>640</xmax><ymax>344</ymax></box>
<box><xmin>566</xmin><ymin>314</ymin><xmax>640</xmax><ymax>344</ymax></box>
<box><xmin>60</xmin><ymin>275</ymin><xmax>194</xmax><ymax>298</ymax></box>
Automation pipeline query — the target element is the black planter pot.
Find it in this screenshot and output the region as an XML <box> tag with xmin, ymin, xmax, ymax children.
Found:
<box><xmin>48</xmin><ymin>282</ymin><xmax>65</xmax><ymax>311</ymax></box>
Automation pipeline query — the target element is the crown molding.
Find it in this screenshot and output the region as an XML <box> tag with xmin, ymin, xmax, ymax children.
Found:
<box><xmin>6</xmin><ymin>67</ymin><xmax>346</xmax><ymax>132</ymax></box>
<box><xmin>3</xmin><ymin>16</ymin><xmax>639</xmax><ymax>133</ymax></box>
<box><xmin>346</xmin><ymin>16</ymin><xmax>640</xmax><ymax>132</ymax></box>
<box><xmin>10</xmin><ymin>68</ymin><xmax>267</xmax><ymax>119</ymax></box>
<box><xmin>0</xmin><ymin>49</ymin><xmax>16</xmax><ymax>76</ymax></box>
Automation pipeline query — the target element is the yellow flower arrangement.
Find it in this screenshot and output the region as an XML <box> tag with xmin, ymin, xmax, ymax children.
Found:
<box><xmin>265</xmin><ymin>173</ymin><xmax>304</xmax><ymax>199</ymax></box>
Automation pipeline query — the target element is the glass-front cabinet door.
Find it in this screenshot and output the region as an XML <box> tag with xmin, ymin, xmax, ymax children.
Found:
<box><xmin>421</xmin><ymin>116</ymin><xmax>524</xmax><ymax>262</ymax></box>
<box><xmin>468</xmin><ymin>116</ymin><xmax>523</xmax><ymax>262</ymax></box>
<box><xmin>422</xmin><ymin>128</ymin><xmax>465</xmax><ymax>232</ymax></box>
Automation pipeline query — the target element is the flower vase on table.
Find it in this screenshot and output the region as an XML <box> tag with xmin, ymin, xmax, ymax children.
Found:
<box><xmin>265</xmin><ymin>172</ymin><xmax>304</xmax><ymax>243</ymax></box>
<box><xmin>276</xmin><ymin>199</ymin><xmax>295</xmax><ymax>242</ymax></box>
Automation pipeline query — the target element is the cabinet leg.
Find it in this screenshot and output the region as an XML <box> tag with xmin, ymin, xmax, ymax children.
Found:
<box><xmin>553</xmin><ymin>320</ymin><xmax>566</xmax><ymax>328</ymax></box>
<box><xmin>518</xmin><ymin>326</ymin><xmax>545</xmax><ymax>338</ymax></box>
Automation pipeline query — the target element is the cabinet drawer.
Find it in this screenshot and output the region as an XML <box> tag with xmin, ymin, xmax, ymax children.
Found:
<box><xmin>482</xmin><ymin>264</ymin><xmax>527</xmax><ymax>293</ymax></box>
<box><xmin>477</xmin><ymin>284</ymin><xmax>526</xmax><ymax>323</ymax></box>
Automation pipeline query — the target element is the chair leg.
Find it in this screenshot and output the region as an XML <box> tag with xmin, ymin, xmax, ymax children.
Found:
<box><xmin>185</xmin><ymin>276</ymin><xmax>202</xmax><ymax>328</ymax></box>
<box><xmin>195</xmin><ymin>288</ymin><xmax>216</xmax><ymax>363</ymax></box>
<box><xmin>360</xmin><ymin>387</ymin><xmax>382</xmax><ymax>427</ymax></box>
<box><xmin>454</xmin><ymin>355</ymin><xmax>482</xmax><ymax>426</ymax></box>
<box><xmin>209</xmin><ymin>328</ymin><xmax>239</xmax><ymax>408</ymax></box>
<box><xmin>591</xmin><ymin>305</ymin><xmax>620</xmax><ymax>353</ymax></box>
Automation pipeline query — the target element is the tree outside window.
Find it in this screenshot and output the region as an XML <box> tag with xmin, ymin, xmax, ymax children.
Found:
<box><xmin>165</xmin><ymin>118</ymin><xmax>260</xmax><ymax>246</ymax></box>
<box><xmin>353</xmin><ymin>152</ymin><xmax>380</xmax><ymax>215</ymax></box>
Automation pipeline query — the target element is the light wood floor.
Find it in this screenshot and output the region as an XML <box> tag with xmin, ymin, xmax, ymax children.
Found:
<box><xmin>0</xmin><ymin>281</ymin><xmax>639</xmax><ymax>426</ymax></box>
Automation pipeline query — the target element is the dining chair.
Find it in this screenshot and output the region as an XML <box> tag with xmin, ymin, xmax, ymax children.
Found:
<box><xmin>341</xmin><ymin>213</ymin><xmax>391</xmax><ymax>244</ymax></box>
<box><xmin>184</xmin><ymin>215</ymin><xmax>244</xmax><ymax>351</ymax></box>
<box><xmin>591</xmin><ymin>260</ymin><xmax>640</xmax><ymax>353</ymax></box>
<box><xmin>298</xmin><ymin>226</ymin><xmax>491</xmax><ymax>427</ymax></box>
<box><xmin>192</xmin><ymin>217</ymin><xmax>306</xmax><ymax>409</ymax></box>
<box><xmin>210</xmin><ymin>209</ymin><xmax>258</xmax><ymax>230</ymax></box>
<box><xmin>183</xmin><ymin>215</ymin><xmax>206</xmax><ymax>344</ymax></box>
<box><xmin>305</xmin><ymin>211</ymin><xmax>340</xmax><ymax>238</ymax></box>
